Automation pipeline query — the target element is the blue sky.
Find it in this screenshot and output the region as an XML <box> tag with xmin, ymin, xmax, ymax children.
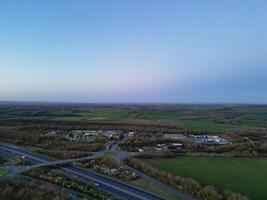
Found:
<box><xmin>1</xmin><ymin>0</ymin><xmax>267</xmax><ymax>103</ymax></box>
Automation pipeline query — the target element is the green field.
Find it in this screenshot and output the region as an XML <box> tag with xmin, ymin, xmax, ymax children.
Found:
<box><xmin>52</xmin><ymin>116</ymin><xmax>254</xmax><ymax>131</ymax></box>
<box><xmin>177</xmin><ymin>120</ymin><xmax>255</xmax><ymax>132</ymax></box>
<box><xmin>1</xmin><ymin>104</ymin><xmax>267</xmax><ymax>131</ymax></box>
<box><xmin>0</xmin><ymin>168</ymin><xmax>8</xmax><ymax>176</ymax></box>
<box><xmin>52</xmin><ymin>113</ymin><xmax>258</xmax><ymax>132</ymax></box>
<box><xmin>148</xmin><ymin>156</ymin><xmax>267</xmax><ymax>200</ymax></box>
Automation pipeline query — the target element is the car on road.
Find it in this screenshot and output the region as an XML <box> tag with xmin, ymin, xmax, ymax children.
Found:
<box><xmin>94</xmin><ymin>183</ymin><xmax>100</xmax><ymax>187</ymax></box>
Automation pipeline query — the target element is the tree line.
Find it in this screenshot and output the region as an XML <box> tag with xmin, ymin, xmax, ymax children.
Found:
<box><xmin>0</xmin><ymin>180</ymin><xmax>71</xmax><ymax>200</ymax></box>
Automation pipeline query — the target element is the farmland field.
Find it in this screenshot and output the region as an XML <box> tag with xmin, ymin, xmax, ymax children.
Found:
<box><xmin>147</xmin><ymin>156</ymin><xmax>267</xmax><ymax>200</ymax></box>
<box><xmin>0</xmin><ymin>168</ymin><xmax>8</xmax><ymax>176</ymax></box>
<box><xmin>175</xmin><ymin>120</ymin><xmax>255</xmax><ymax>132</ymax></box>
<box><xmin>1</xmin><ymin>104</ymin><xmax>267</xmax><ymax>132</ymax></box>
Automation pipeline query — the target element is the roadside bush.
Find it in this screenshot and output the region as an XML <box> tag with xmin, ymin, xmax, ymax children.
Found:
<box><xmin>259</xmin><ymin>142</ymin><xmax>267</xmax><ymax>153</ymax></box>
<box><xmin>0</xmin><ymin>180</ymin><xmax>71</xmax><ymax>200</ymax></box>
<box><xmin>225</xmin><ymin>191</ymin><xmax>249</xmax><ymax>200</ymax></box>
<box><xmin>197</xmin><ymin>185</ymin><xmax>222</xmax><ymax>200</ymax></box>
<box><xmin>180</xmin><ymin>177</ymin><xmax>201</xmax><ymax>196</ymax></box>
<box><xmin>135</xmin><ymin>151</ymin><xmax>176</xmax><ymax>159</ymax></box>
<box><xmin>0</xmin><ymin>156</ymin><xmax>7</xmax><ymax>164</ymax></box>
<box><xmin>81</xmin><ymin>156</ymin><xmax>138</xmax><ymax>181</ymax></box>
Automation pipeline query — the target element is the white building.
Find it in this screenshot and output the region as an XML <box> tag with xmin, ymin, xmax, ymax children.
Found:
<box><xmin>164</xmin><ymin>134</ymin><xmax>187</xmax><ymax>140</ymax></box>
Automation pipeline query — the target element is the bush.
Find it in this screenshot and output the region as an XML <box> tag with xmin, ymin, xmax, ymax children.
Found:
<box><xmin>197</xmin><ymin>185</ymin><xmax>222</xmax><ymax>200</ymax></box>
<box><xmin>225</xmin><ymin>191</ymin><xmax>249</xmax><ymax>200</ymax></box>
<box><xmin>81</xmin><ymin>156</ymin><xmax>138</xmax><ymax>181</ymax></box>
<box><xmin>0</xmin><ymin>180</ymin><xmax>71</xmax><ymax>200</ymax></box>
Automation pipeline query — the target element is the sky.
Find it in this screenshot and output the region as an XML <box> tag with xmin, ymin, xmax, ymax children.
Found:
<box><xmin>0</xmin><ymin>0</ymin><xmax>267</xmax><ymax>103</ymax></box>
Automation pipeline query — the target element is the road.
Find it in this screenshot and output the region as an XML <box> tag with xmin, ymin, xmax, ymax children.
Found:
<box><xmin>124</xmin><ymin>165</ymin><xmax>196</xmax><ymax>200</ymax></box>
<box><xmin>0</xmin><ymin>142</ymin><xmax>165</xmax><ymax>200</ymax></box>
<box><xmin>26</xmin><ymin>156</ymin><xmax>94</xmax><ymax>168</ymax></box>
<box><xmin>112</xmin><ymin>145</ymin><xmax>196</xmax><ymax>200</ymax></box>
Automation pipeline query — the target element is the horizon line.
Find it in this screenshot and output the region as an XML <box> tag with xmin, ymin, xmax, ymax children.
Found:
<box><xmin>0</xmin><ymin>100</ymin><xmax>267</xmax><ymax>106</ymax></box>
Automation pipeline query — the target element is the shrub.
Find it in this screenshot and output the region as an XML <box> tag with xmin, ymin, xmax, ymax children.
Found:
<box><xmin>225</xmin><ymin>191</ymin><xmax>249</xmax><ymax>200</ymax></box>
<box><xmin>197</xmin><ymin>185</ymin><xmax>222</xmax><ymax>200</ymax></box>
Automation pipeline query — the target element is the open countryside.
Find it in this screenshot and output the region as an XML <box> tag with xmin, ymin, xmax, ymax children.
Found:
<box><xmin>0</xmin><ymin>168</ymin><xmax>9</xmax><ymax>176</ymax></box>
<box><xmin>1</xmin><ymin>104</ymin><xmax>267</xmax><ymax>131</ymax></box>
<box><xmin>1</xmin><ymin>0</ymin><xmax>267</xmax><ymax>199</ymax></box>
<box><xmin>148</xmin><ymin>156</ymin><xmax>267</xmax><ymax>200</ymax></box>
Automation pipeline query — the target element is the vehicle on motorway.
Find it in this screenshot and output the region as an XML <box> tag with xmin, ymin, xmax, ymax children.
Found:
<box><xmin>94</xmin><ymin>183</ymin><xmax>100</xmax><ymax>187</ymax></box>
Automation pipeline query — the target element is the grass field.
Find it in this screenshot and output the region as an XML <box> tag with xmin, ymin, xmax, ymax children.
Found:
<box><xmin>177</xmin><ymin>120</ymin><xmax>255</xmax><ymax>132</ymax></box>
<box><xmin>0</xmin><ymin>168</ymin><xmax>8</xmax><ymax>176</ymax></box>
<box><xmin>147</xmin><ymin>156</ymin><xmax>267</xmax><ymax>200</ymax></box>
<box><xmin>49</xmin><ymin>106</ymin><xmax>266</xmax><ymax>131</ymax></box>
<box><xmin>1</xmin><ymin>104</ymin><xmax>267</xmax><ymax>131</ymax></box>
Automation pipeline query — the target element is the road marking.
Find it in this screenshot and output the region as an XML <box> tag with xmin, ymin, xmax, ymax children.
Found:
<box><xmin>64</xmin><ymin>167</ymin><xmax>150</xmax><ymax>200</ymax></box>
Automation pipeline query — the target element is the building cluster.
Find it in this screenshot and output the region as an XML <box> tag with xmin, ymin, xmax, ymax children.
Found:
<box><xmin>163</xmin><ymin>134</ymin><xmax>187</xmax><ymax>140</ymax></box>
<box><xmin>163</xmin><ymin>133</ymin><xmax>231</xmax><ymax>145</ymax></box>
<box><xmin>63</xmin><ymin>130</ymin><xmax>98</xmax><ymax>142</ymax></box>
<box><xmin>45</xmin><ymin>130</ymin><xmax>137</xmax><ymax>143</ymax></box>
<box><xmin>155</xmin><ymin>143</ymin><xmax>183</xmax><ymax>152</ymax></box>
<box><xmin>155</xmin><ymin>133</ymin><xmax>231</xmax><ymax>153</ymax></box>
<box><xmin>189</xmin><ymin>135</ymin><xmax>231</xmax><ymax>145</ymax></box>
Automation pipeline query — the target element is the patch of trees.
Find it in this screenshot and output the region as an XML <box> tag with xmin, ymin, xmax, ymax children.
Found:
<box><xmin>205</xmin><ymin>142</ymin><xmax>259</xmax><ymax>157</ymax></box>
<box><xmin>124</xmin><ymin>158</ymin><xmax>249</xmax><ymax>200</ymax></box>
<box><xmin>119</xmin><ymin>136</ymin><xmax>184</xmax><ymax>149</ymax></box>
<box><xmin>119</xmin><ymin>135</ymin><xmax>264</xmax><ymax>157</ymax></box>
<box><xmin>239</xmin><ymin>130</ymin><xmax>267</xmax><ymax>142</ymax></box>
<box><xmin>0</xmin><ymin>118</ymin><xmax>185</xmax><ymax>133</ymax></box>
<box><xmin>134</xmin><ymin>151</ymin><xmax>176</xmax><ymax>159</ymax></box>
<box><xmin>80</xmin><ymin>156</ymin><xmax>138</xmax><ymax>181</ymax></box>
<box><xmin>0</xmin><ymin>127</ymin><xmax>103</xmax><ymax>152</ymax></box>
<box><xmin>183</xmin><ymin>141</ymin><xmax>262</xmax><ymax>157</ymax></box>
<box><xmin>0</xmin><ymin>180</ymin><xmax>71</xmax><ymax>200</ymax></box>
<box><xmin>0</xmin><ymin>156</ymin><xmax>7</xmax><ymax>164</ymax></box>
<box><xmin>259</xmin><ymin>141</ymin><xmax>267</xmax><ymax>153</ymax></box>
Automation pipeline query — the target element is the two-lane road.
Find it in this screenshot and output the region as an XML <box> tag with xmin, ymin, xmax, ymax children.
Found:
<box><xmin>0</xmin><ymin>143</ymin><xmax>165</xmax><ymax>200</ymax></box>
